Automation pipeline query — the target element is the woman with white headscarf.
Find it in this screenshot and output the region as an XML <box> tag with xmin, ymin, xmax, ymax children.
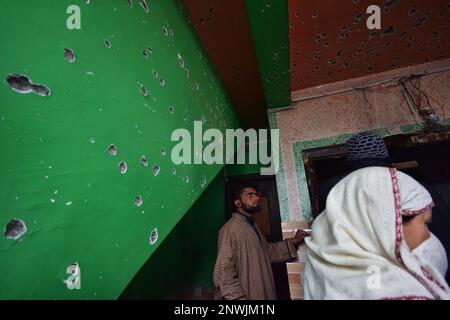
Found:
<box><xmin>304</xmin><ymin>167</ymin><xmax>449</xmax><ymax>300</ymax></box>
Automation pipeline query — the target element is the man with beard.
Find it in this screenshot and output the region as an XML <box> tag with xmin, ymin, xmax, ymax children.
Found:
<box><xmin>213</xmin><ymin>185</ymin><xmax>308</xmax><ymax>300</ymax></box>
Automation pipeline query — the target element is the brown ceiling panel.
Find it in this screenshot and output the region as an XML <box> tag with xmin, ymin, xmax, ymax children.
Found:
<box><xmin>289</xmin><ymin>0</ymin><xmax>450</xmax><ymax>92</ymax></box>
<box><xmin>183</xmin><ymin>0</ymin><xmax>268</xmax><ymax>128</ymax></box>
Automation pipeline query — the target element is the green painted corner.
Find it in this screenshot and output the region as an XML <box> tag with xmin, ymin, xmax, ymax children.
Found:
<box><xmin>119</xmin><ymin>169</ymin><xmax>225</xmax><ymax>299</ymax></box>
<box><xmin>292</xmin><ymin>128</ymin><xmax>390</xmax><ymax>220</ymax></box>
<box><xmin>244</xmin><ymin>0</ymin><xmax>291</xmax><ymax>109</ymax></box>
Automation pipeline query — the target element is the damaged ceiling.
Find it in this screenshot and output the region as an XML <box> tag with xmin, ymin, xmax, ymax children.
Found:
<box><xmin>182</xmin><ymin>0</ymin><xmax>269</xmax><ymax>129</ymax></box>
<box><xmin>183</xmin><ymin>0</ymin><xmax>450</xmax><ymax>127</ymax></box>
<box><xmin>290</xmin><ymin>0</ymin><xmax>450</xmax><ymax>93</ymax></box>
<box><xmin>182</xmin><ymin>0</ymin><xmax>290</xmax><ymax>128</ymax></box>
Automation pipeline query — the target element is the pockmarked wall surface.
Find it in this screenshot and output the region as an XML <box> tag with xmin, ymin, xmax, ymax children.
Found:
<box><xmin>0</xmin><ymin>0</ymin><xmax>239</xmax><ymax>299</ymax></box>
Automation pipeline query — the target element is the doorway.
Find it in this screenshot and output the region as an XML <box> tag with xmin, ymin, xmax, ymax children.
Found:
<box><xmin>303</xmin><ymin>130</ymin><xmax>450</xmax><ymax>218</ymax></box>
<box><xmin>224</xmin><ymin>174</ymin><xmax>291</xmax><ymax>300</ymax></box>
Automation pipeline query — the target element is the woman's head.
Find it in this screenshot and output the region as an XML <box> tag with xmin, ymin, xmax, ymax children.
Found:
<box><xmin>304</xmin><ymin>167</ymin><xmax>449</xmax><ymax>299</ymax></box>
<box><xmin>319</xmin><ymin>167</ymin><xmax>434</xmax><ymax>257</ymax></box>
<box><xmin>402</xmin><ymin>208</ymin><xmax>432</xmax><ymax>251</ymax></box>
<box><xmin>396</xmin><ymin>169</ymin><xmax>434</xmax><ymax>251</ymax></box>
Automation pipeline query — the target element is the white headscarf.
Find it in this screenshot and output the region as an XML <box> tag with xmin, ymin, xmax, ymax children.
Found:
<box><xmin>304</xmin><ymin>167</ymin><xmax>450</xmax><ymax>300</ymax></box>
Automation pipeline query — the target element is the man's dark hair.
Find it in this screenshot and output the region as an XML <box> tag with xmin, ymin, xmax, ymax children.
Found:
<box><xmin>232</xmin><ymin>184</ymin><xmax>258</xmax><ymax>201</ymax></box>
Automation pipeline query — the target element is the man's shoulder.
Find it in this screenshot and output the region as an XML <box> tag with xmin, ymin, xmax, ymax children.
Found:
<box><xmin>220</xmin><ymin>214</ymin><xmax>245</xmax><ymax>233</ymax></box>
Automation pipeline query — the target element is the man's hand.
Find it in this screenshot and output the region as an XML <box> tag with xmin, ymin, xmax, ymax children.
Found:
<box><xmin>292</xmin><ymin>229</ymin><xmax>310</xmax><ymax>246</ymax></box>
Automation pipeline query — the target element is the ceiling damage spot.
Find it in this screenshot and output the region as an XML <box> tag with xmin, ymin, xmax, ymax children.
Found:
<box><xmin>182</xmin><ymin>0</ymin><xmax>270</xmax><ymax>124</ymax></box>
<box><xmin>383</xmin><ymin>26</ymin><xmax>395</xmax><ymax>36</ymax></box>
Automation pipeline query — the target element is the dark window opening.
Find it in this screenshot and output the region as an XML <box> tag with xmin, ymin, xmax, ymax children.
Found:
<box><xmin>304</xmin><ymin>130</ymin><xmax>450</xmax><ymax>218</ymax></box>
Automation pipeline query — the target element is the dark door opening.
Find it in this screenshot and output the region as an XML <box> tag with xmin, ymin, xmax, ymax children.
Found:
<box><xmin>303</xmin><ymin>130</ymin><xmax>450</xmax><ymax>219</ymax></box>
<box><xmin>224</xmin><ymin>174</ymin><xmax>291</xmax><ymax>300</ymax></box>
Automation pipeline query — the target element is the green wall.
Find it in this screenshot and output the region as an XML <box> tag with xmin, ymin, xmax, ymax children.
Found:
<box><xmin>119</xmin><ymin>169</ymin><xmax>225</xmax><ymax>299</ymax></box>
<box><xmin>0</xmin><ymin>0</ymin><xmax>238</xmax><ymax>299</ymax></box>
<box><xmin>244</xmin><ymin>0</ymin><xmax>291</xmax><ymax>109</ymax></box>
